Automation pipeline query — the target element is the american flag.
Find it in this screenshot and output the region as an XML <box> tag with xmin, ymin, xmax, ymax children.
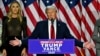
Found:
<box><xmin>0</xmin><ymin>0</ymin><xmax>100</xmax><ymax>56</ymax></box>
<box><xmin>81</xmin><ymin>0</ymin><xmax>99</xmax><ymax>56</ymax></box>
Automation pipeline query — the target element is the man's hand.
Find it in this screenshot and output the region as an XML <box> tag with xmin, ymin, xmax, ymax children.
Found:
<box><xmin>84</xmin><ymin>41</ymin><xmax>95</xmax><ymax>49</ymax></box>
<box><xmin>21</xmin><ymin>48</ymin><xmax>27</xmax><ymax>56</ymax></box>
<box><xmin>2</xmin><ymin>49</ymin><xmax>7</xmax><ymax>56</ymax></box>
<box><xmin>9</xmin><ymin>37</ymin><xmax>21</xmax><ymax>46</ymax></box>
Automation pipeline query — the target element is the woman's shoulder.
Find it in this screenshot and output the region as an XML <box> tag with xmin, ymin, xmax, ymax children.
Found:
<box><xmin>22</xmin><ymin>16</ymin><xmax>26</xmax><ymax>21</ymax></box>
<box><xmin>22</xmin><ymin>16</ymin><xmax>26</xmax><ymax>19</ymax></box>
<box><xmin>2</xmin><ymin>16</ymin><xmax>9</xmax><ymax>21</ymax></box>
<box><xmin>2</xmin><ymin>16</ymin><xmax>8</xmax><ymax>19</ymax></box>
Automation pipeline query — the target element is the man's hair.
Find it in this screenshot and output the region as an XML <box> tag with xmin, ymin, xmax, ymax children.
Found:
<box><xmin>45</xmin><ymin>6</ymin><xmax>57</xmax><ymax>13</ymax></box>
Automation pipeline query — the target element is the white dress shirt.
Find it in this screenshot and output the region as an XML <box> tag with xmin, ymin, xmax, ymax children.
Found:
<box><xmin>48</xmin><ymin>19</ymin><xmax>57</xmax><ymax>39</ymax></box>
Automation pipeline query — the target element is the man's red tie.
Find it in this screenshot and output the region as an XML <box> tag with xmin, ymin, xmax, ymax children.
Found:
<box><xmin>51</xmin><ymin>24</ymin><xmax>55</xmax><ymax>39</ymax></box>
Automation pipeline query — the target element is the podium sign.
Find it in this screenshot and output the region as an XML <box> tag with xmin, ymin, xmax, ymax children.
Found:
<box><xmin>28</xmin><ymin>39</ymin><xmax>75</xmax><ymax>54</ymax></box>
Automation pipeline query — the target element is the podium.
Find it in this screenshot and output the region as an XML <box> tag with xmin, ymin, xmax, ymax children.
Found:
<box><xmin>28</xmin><ymin>39</ymin><xmax>75</xmax><ymax>54</ymax></box>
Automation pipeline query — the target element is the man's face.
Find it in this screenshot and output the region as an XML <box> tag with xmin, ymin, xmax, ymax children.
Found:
<box><xmin>46</xmin><ymin>8</ymin><xmax>57</xmax><ymax>20</ymax></box>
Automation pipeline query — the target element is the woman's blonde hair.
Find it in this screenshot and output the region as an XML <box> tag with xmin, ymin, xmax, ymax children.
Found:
<box><xmin>7</xmin><ymin>1</ymin><xmax>22</xmax><ymax>22</ymax></box>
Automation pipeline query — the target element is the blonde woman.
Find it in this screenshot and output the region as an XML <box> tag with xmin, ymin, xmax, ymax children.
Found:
<box><xmin>1</xmin><ymin>1</ymin><xmax>27</xmax><ymax>56</ymax></box>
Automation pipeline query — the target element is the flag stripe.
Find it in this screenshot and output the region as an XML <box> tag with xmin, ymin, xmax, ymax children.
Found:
<box><xmin>59</xmin><ymin>2</ymin><xmax>82</xmax><ymax>56</ymax></box>
<box><xmin>0</xmin><ymin>9</ymin><xmax>3</xmax><ymax>18</ymax></box>
<box><xmin>71</xmin><ymin>4</ymin><xmax>81</xmax><ymax>25</ymax></box>
<box><xmin>82</xmin><ymin>15</ymin><xmax>93</xmax><ymax>36</ymax></box>
<box><xmin>59</xmin><ymin>4</ymin><xmax>80</xmax><ymax>39</ymax></box>
<box><xmin>85</xmin><ymin>7</ymin><xmax>96</xmax><ymax>24</ymax></box>
<box><xmin>33</xmin><ymin>1</ymin><xmax>46</xmax><ymax>20</ymax></box>
<box><xmin>25</xmin><ymin>7</ymin><xmax>37</xmax><ymax>26</ymax></box>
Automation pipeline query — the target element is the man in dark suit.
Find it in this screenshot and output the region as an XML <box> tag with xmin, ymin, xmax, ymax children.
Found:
<box><xmin>9</xmin><ymin>6</ymin><xmax>93</xmax><ymax>56</ymax></box>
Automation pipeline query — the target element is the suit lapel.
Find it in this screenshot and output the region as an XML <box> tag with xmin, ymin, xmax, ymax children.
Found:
<box><xmin>56</xmin><ymin>21</ymin><xmax>61</xmax><ymax>38</ymax></box>
<box><xmin>44</xmin><ymin>20</ymin><xmax>49</xmax><ymax>38</ymax></box>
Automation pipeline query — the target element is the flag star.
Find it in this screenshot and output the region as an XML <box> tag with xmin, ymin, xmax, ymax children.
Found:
<box><xmin>46</xmin><ymin>0</ymin><xmax>50</xmax><ymax>3</ymax></box>
<box><xmin>70</xmin><ymin>1</ymin><xmax>73</xmax><ymax>4</ymax></box>
<box><xmin>5</xmin><ymin>0</ymin><xmax>7</xmax><ymax>2</ymax></box>
<box><xmin>84</xmin><ymin>0</ymin><xmax>87</xmax><ymax>3</ymax></box>
<box><xmin>24</xmin><ymin>0</ymin><xmax>27</xmax><ymax>3</ymax></box>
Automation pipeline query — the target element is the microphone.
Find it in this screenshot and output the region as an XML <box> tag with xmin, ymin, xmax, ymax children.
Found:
<box><xmin>51</xmin><ymin>18</ymin><xmax>54</xmax><ymax>24</ymax></box>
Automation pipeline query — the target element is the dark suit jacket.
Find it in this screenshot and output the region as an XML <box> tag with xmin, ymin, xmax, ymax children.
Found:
<box><xmin>24</xmin><ymin>20</ymin><xmax>83</xmax><ymax>56</ymax></box>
